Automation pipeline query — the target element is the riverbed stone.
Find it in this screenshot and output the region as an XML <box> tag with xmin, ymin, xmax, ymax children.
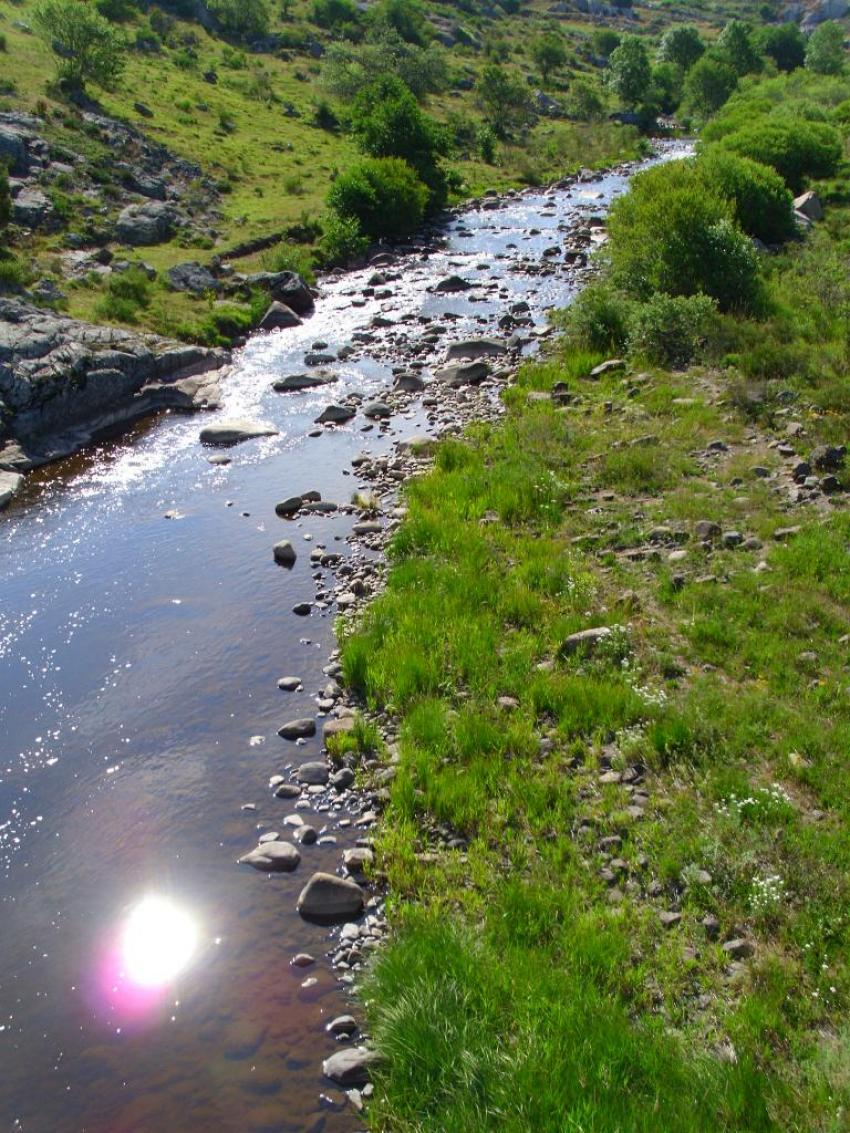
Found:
<box><xmin>316</xmin><ymin>404</ymin><xmax>356</xmax><ymax>425</ymax></box>
<box><xmin>297</xmin><ymin>872</ymin><xmax>365</xmax><ymax>924</ymax></box>
<box><xmin>273</xmin><ymin>540</ymin><xmax>297</xmax><ymax>566</ymax></box>
<box><xmin>323</xmin><ymin>716</ymin><xmax>357</xmax><ymax>744</ymax></box>
<box><xmin>259</xmin><ymin>302</ymin><xmax>302</xmax><ymax>331</ymax></box>
<box><xmin>199</xmin><ymin>419</ymin><xmax>278</xmax><ymax>446</ymax></box>
<box><xmin>363</xmin><ymin>401</ymin><xmax>391</xmax><ymax>419</ymax></box>
<box><xmin>272</xmin><ymin>372</ymin><xmax>336</xmax><ymax>392</ymax></box>
<box><xmin>322</xmin><ymin>1047</ymin><xmax>380</xmax><ymax>1086</ymax></box>
<box><xmin>277</xmin><ymin>676</ymin><xmax>302</xmax><ymax>691</ymax></box>
<box><xmin>278</xmin><ymin>718</ymin><xmax>316</xmax><ymax>740</ymax></box>
<box><xmin>238</xmin><ymin>840</ymin><xmax>301</xmax><ymax>872</ymax></box>
<box><xmin>434</xmin><ymin>361</ymin><xmax>491</xmax><ymax>387</ymax></box>
<box><xmin>445</xmin><ymin>337</ymin><xmax>507</xmax><ymax>361</ymax></box>
<box><xmin>297</xmin><ymin>761</ymin><xmax>330</xmax><ymax>785</ymax></box>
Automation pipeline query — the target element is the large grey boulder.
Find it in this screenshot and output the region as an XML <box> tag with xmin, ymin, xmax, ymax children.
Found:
<box><xmin>11</xmin><ymin>187</ymin><xmax>56</xmax><ymax>231</ymax></box>
<box><xmin>316</xmin><ymin>404</ymin><xmax>356</xmax><ymax>425</ymax></box>
<box><xmin>238</xmin><ymin>840</ymin><xmax>301</xmax><ymax>872</ymax></box>
<box><xmin>167</xmin><ymin>261</ymin><xmax>219</xmax><ymax>294</ymax></box>
<box><xmin>297</xmin><ymin>872</ymin><xmax>365</xmax><ymax>924</ymax></box>
<box><xmin>278</xmin><ymin>717</ymin><xmax>316</xmax><ymax>740</ymax></box>
<box><xmin>445</xmin><ymin>338</ymin><xmax>507</xmax><ymax>362</ymax></box>
<box><xmin>199</xmin><ymin>419</ymin><xmax>278</xmax><ymax>446</ymax></box>
<box><xmin>561</xmin><ymin>626</ymin><xmax>612</xmax><ymax>657</ymax></box>
<box><xmin>793</xmin><ymin>191</ymin><xmax>823</xmax><ymax>222</ymax></box>
<box><xmin>116</xmin><ymin>201</ymin><xmax>179</xmax><ymax>246</ymax></box>
<box><xmin>259</xmin><ymin>302</ymin><xmax>302</xmax><ymax>331</ymax></box>
<box><xmin>0</xmin><ymin>470</ymin><xmax>24</xmax><ymax>509</ymax></box>
<box><xmin>273</xmin><ymin>372</ymin><xmax>336</xmax><ymax>392</ymax></box>
<box><xmin>434</xmin><ymin>361</ymin><xmax>491</xmax><ymax>387</ymax></box>
<box><xmin>243</xmin><ymin>271</ymin><xmax>314</xmax><ymax>315</ymax></box>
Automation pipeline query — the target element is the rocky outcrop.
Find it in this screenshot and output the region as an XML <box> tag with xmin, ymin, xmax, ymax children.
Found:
<box><xmin>0</xmin><ymin>298</ymin><xmax>229</xmax><ymax>473</ymax></box>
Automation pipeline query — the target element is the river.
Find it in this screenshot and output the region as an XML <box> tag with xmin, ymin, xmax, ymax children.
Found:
<box><xmin>0</xmin><ymin>144</ymin><xmax>684</xmax><ymax>1133</ymax></box>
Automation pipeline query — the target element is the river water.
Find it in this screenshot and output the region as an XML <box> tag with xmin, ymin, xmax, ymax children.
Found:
<box><xmin>0</xmin><ymin>146</ymin><xmax>683</xmax><ymax>1133</ymax></box>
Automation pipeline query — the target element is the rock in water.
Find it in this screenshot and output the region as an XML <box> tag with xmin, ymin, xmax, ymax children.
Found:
<box><xmin>272</xmin><ymin>373</ymin><xmax>336</xmax><ymax>392</ymax></box>
<box><xmin>434</xmin><ymin>275</ymin><xmax>472</xmax><ymax>293</ymax></box>
<box><xmin>297</xmin><ymin>761</ymin><xmax>329</xmax><ymax>785</ymax></box>
<box><xmin>273</xmin><ymin>540</ymin><xmax>297</xmax><ymax>566</ymax></box>
<box><xmin>297</xmin><ymin>872</ymin><xmax>365</xmax><ymax>924</ymax></box>
<box><xmin>445</xmin><ymin>338</ymin><xmax>507</xmax><ymax>361</ymax></box>
<box><xmin>315</xmin><ymin>404</ymin><xmax>356</xmax><ymax>425</ymax></box>
<box><xmin>0</xmin><ymin>470</ymin><xmax>24</xmax><ymax>510</ymax></box>
<box><xmin>278</xmin><ymin>718</ymin><xmax>316</xmax><ymax>740</ymax></box>
<box><xmin>322</xmin><ymin>1047</ymin><xmax>380</xmax><ymax>1087</ymax></box>
<box><xmin>434</xmin><ymin>361</ymin><xmax>491</xmax><ymax>387</ymax></box>
<box><xmin>259</xmin><ymin>302</ymin><xmax>302</xmax><ymax>331</ymax></box>
<box><xmin>199</xmin><ymin>420</ymin><xmax>278</xmax><ymax>446</ymax></box>
<box><xmin>238</xmin><ymin>840</ymin><xmax>301</xmax><ymax>872</ymax></box>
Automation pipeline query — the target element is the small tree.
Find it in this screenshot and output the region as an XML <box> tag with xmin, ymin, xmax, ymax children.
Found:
<box><xmin>328</xmin><ymin>156</ymin><xmax>428</xmax><ymax>239</ymax></box>
<box><xmin>805</xmin><ymin>21</ymin><xmax>846</xmax><ymax>75</ymax></box>
<box><xmin>33</xmin><ymin>0</ymin><xmax>126</xmax><ymax>90</ymax></box>
<box><xmin>532</xmin><ymin>32</ymin><xmax>567</xmax><ymax>84</ymax></box>
<box><xmin>591</xmin><ymin>28</ymin><xmax>620</xmax><ymax>60</ymax></box>
<box><xmin>606</xmin><ymin>36</ymin><xmax>651</xmax><ymax>109</ymax></box>
<box><xmin>716</xmin><ymin>20</ymin><xmax>762</xmax><ymax>76</ymax></box>
<box><xmin>475</xmin><ymin>63</ymin><xmax>534</xmax><ymax>137</ymax></box>
<box><xmin>209</xmin><ymin>0</ymin><xmax>270</xmax><ymax>41</ymax></box>
<box><xmin>758</xmin><ymin>23</ymin><xmax>805</xmax><ymax>72</ymax></box>
<box><xmin>682</xmin><ymin>54</ymin><xmax>737</xmax><ymax>118</ymax></box>
<box><xmin>568</xmin><ymin>78</ymin><xmax>605</xmax><ymax>122</ymax></box>
<box><xmin>367</xmin><ymin>0</ymin><xmax>428</xmax><ymax>46</ymax></box>
<box><xmin>657</xmin><ymin>25</ymin><xmax>704</xmax><ymax>72</ymax></box>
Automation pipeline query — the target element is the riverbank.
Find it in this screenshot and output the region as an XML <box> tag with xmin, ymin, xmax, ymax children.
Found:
<box><xmin>337</xmin><ymin>203</ymin><xmax>850</xmax><ymax>1129</ymax></box>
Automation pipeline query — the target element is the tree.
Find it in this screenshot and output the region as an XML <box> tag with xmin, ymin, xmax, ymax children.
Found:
<box><xmin>475</xmin><ymin>63</ymin><xmax>534</xmax><ymax>137</ymax></box>
<box><xmin>349</xmin><ymin>74</ymin><xmax>449</xmax><ymax>207</ymax></box>
<box><xmin>716</xmin><ymin>20</ymin><xmax>762</xmax><ymax>76</ymax></box>
<box><xmin>532</xmin><ymin>32</ymin><xmax>567</xmax><ymax>83</ymax></box>
<box><xmin>208</xmin><ymin>0</ymin><xmax>269</xmax><ymax>41</ymax></box>
<box><xmin>568</xmin><ymin>78</ymin><xmax>605</xmax><ymax>122</ymax></box>
<box><xmin>367</xmin><ymin>0</ymin><xmax>428</xmax><ymax>46</ymax></box>
<box><xmin>322</xmin><ymin>27</ymin><xmax>446</xmax><ymax>101</ymax></box>
<box><xmin>657</xmin><ymin>25</ymin><xmax>704</xmax><ymax>72</ymax></box>
<box><xmin>33</xmin><ymin>0</ymin><xmax>126</xmax><ymax>90</ymax></box>
<box><xmin>805</xmin><ymin>21</ymin><xmax>846</xmax><ymax>75</ymax></box>
<box><xmin>591</xmin><ymin>28</ymin><xmax>620</xmax><ymax>60</ymax></box>
<box><xmin>682</xmin><ymin>54</ymin><xmax>737</xmax><ymax>117</ymax></box>
<box><xmin>606</xmin><ymin>36</ymin><xmax>651</xmax><ymax>108</ymax></box>
<box><xmin>328</xmin><ymin>156</ymin><xmax>428</xmax><ymax>239</ymax></box>
<box><xmin>758</xmin><ymin>23</ymin><xmax>805</xmax><ymax>72</ymax></box>
<box><xmin>649</xmin><ymin>61</ymin><xmax>683</xmax><ymax>114</ymax></box>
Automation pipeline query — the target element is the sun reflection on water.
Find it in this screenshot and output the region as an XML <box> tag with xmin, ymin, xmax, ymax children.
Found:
<box><xmin>121</xmin><ymin>895</ymin><xmax>199</xmax><ymax>987</ymax></box>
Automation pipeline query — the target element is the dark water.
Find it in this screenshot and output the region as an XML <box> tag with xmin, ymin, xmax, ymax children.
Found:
<box><xmin>0</xmin><ymin>147</ymin><xmax>684</xmax><ymax>1133</ymax></box>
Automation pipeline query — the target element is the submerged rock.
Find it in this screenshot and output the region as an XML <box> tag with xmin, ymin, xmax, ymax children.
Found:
<box><xmin>322</xmin><ymin>1047</ymin><xmax>380</xmax><ymax>1086</ymax></box>
<box><xmin>199</xmin><ymin>419</ymin><xmax>278</xmax><ymax>446</ymax></box>
<box><xmin>297</xmin><ymin>872</ymin><xmax>364</xmax><ymax>924</ymax></box>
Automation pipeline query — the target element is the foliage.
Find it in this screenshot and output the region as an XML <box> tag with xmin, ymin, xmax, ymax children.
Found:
<box><xmin>94</xmin><ymin>267</ymin><xmax>153</xmax><ymax>324</ymax></box>
<box><xmin>719</xmin><ymin>118</ymin><xmax>843</xmax><ymax>192</ymax></box>
<box><xmin>805</xmin><ymin>21</ymin><xmax>846</xmax><ymax>76</ymax></box>
<box><xmin>532</xmin><ymin>32</ymin><xmax>567</xmax><ymax>83</ymax></box>
<box><xmin>649</xmin><ymin>61</ymin><xmax>683</xmax><ymax>115</ymax></box>
<box><xmin>475</xmin><ymin>63</ymin><xmax>535</xmax><ymax>137</ymax></box>
<box><xmin>697</xmin><ymin>146</ymin><xmax>795</xmax><ymax>244</ymax></box>
<box><xmin>367</xmin><ymin>0</ymin><xmax>429</xmax><ymax>46</ymax></box>
<box><xmin>606</xmin><ymin>36</ymin><xmax>651</xmax><ymax>109</ymax></box>
<box><xmin>319</xmin><ymin>210</ymin><xmax>369</xmax><ymax>265</ymax></box>
<box><xmin>32</xmin><ymin>0</ymin><xmax>126</xmax><ymax>90</ymax></box>
<box><xmin>757</xmin><ymin>23</ymin><xmax>805</xmax><ymax>73</ymax></box>
<box><xmin>310</xmin><ymin>0</ymin><xmax>359</xmax><ymax>31</ymax></box>
<box><xmin>208</xmin><ymin>0</ymin><xmax>270</xmax><ymax>42</ymax></box>
<box><xmin>682</xmin><ymin>54</ymin><xmax>738</xmax><ymax>118</ymax></box>
<box><xmin>716</xmin><ymin>20</ymin><xmax>763</xmax><ymax>77</ymax></box>
<box><xmin>321</xmin><ymin>26</ymin><xmax>446</xmax><ymax>101</ymax></box>
<box><xmin>564</xmin><ymin>280</ymin><xmax>632</xmax><ymax>352</ymax></box>
<box><xmin>607</xmin><ymin>162</ymin><xmax>761</xmax><ymax>311</ymax></box>
<box><xmin>626</xmin><ymin>292</ymin><xmax>717</xmax><ymax>365</ymax></box>
<box><xmin>567</xmin><ymin>78</ymin><xmax>606</xmax><ymax>122</ymax></box>
<box><xmin>327</xmin><ymin>155</ymin><xmax>428</xmax><ymax>239</ymax></box>
<box><xmin>348</xmin><ymin>73</ymin><xmax>449</xmax><ymax>208</ymax></box>
<box><xmin>591</xmin><ymin>28</ymin><xmax>620</xmax><ymax>60</ymax></box>
<box><xmin>657</xmin><ymin>25</ymin><xmax>704</xmax><ymax>72</ymax></box>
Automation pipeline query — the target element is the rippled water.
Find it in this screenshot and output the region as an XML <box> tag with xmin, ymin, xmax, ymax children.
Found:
<box><xmin>0</xmin><ymin>148</ymin><xmax>685</xmax><ymax>1132</ymax></box>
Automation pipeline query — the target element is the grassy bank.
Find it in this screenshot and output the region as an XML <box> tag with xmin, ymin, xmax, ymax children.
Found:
<box><xmin>337</xmin><ymin>170</ymin><xmax>850</xmax><ymax>1129</ymax></box>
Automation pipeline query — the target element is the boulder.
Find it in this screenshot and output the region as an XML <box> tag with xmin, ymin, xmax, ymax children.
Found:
<box><xmin>811</xmin><ymin>444</ymin><xmax>845</xmax><ymax>471</ymax></box>
<box><xmin>259</xmin><ymin>302</ymin><xmax>302</xmax><ymax>331</ymax></box>
<box><xmin>322</xmin><ymin>1047</ymin><xmax>380</xmax><ymax>1087</ymax></box>
<box><xmin>561</xmin><ymin>626</ymin><xmax>612</xmax><ymax>657</ymax></box>
<box><xmin>445</xmin><ymin>338</ymin><xmax>507</xmax><ymax>362</ymax></box>
<box><xmin>323</xmin><ymin>716</ymin><xmax>357</xmax><ymax>744</ymax></box>
<box><xmin>434</xmin><ymin>361</ymin><xmax>491</xmax><ymax>387</ymax></box>
<box><xmin>273</xmin><ymin>372</ymin><xmax>336</xmax><ymax>392</ymax></box>
<box><xmin>297</xmin><ymin>872</ymin><xmax>365</xmax><ymax>924</ymax></box>
<box><xmin>394</xmin><ymin>371</ymin><xmax>425</xmax><ymax>393</ymax></box>
<box><xmin>244</xmin><ymin>271</ymin><xmax>314</xmax><ymax>315</ymax></box>
<box><xmin>167</xmin><ymin>261</ymin><xmax>219</xmax><ymax>295</ymax></box>
<box><xmin>363</xmin><ymin>400</ymin><xmax>391</xmax><ymax>419</ymax></box>
<box><xmin>199</xmin><ymin>419</ymin><xmax>278</xmax><ymax>446</ymax></box>
<box><xmin>11</xmin><ymin>187</ymin><xmax>56</xmax><ymax>231</ymax></box>
<box><xmin>0</xmin><ymin>470</ymin><xmax>24</xmax><ymax>509</ymax></box>
<box><xmin>590</xmin><ymin>359</ymin><xmax>626</xmax><ymax>378</ymax></box>
<box><xmin>316</xmin><ymin>404</ymin><xmax>356</xmax><ymax>425</ymax></box>
<box><xmin>793</xmin><ymin>191</ymin><xmax>823</xmax><ymax>222</ymax></box>
<box><xmin>297</xmin><ymin>761</ymin><xmax>330</xmax><ymax>785</ymax></box>
<box><xmin>115</xmin><ymin>201</ymin><xmax>179</xmax><ymax>246</ymax></box>
<box><xmin>278</xmin><ymin>718</ymin><xmax>316</xmax><ymax>740</ymax></box>
<box><xmin>273</xmin><ymin>539</ymin><xmax>297</xmax><ymax>565</ymax></box>
<box><xmin>275</xmin><ymin>497</ymin><xmax>303</xmax><ymax>517</ymax></box>
<box><xmin>239</xmin><ymin>840</ymin><xmax>301</xmax><ymax>872</ymax></box>
<box><xmin>434</xmin><ymin>275</ymin><xmax>472</xmax><ymax>293</ymax></box>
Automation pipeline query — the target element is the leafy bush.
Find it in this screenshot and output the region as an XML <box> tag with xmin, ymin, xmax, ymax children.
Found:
<box><xmin>716</xmin><ymin>19</ymin><xmax>762</xmax><ymax>77</ymax></box>
<box><xmin>310</xmin><ymin>0</ymin><xmax>359</xmax><ymax>29</ymax></box>
<box><xmin>367</xmin><ymin>0</ymin><xmax>428</xmax><ymax>46</ymax></box>
<box><xmin>476</xmin><ymin>64</ymin><xmax>534</xmax><ymax>138</ymax></box>
<box><xmin>349</xmin><ymin>74</ymin><xmax>449</xmax><ymax>208</ymax></box>
<box><xmin>806</xmin><ymin>21</ymin><xmax>846</xmax><ymax>76</ymax></box>
<box><xmin>564</xmin><ymin>281</ymin><xmax>632</xmax><ymax>353</ymax></box>
<box><xmin>626</xmin><ymin>292</ymin><xmax>718</xmax><ymax>365</ymax></box>
<box><xmin>697</xmin><ymin>147</ymin><xmax>795</xmax><ymax>243</ymax></box>
<box><xmin>328</xmin><ymin>156</ymin><xmax>428</xmax><ymax>239</ymax></box>
<box><xmin>657</xmin><ymin>26</ymin><xmax>704</xmax><ymax>72</ymax></box>
<box><xmin>682</xmin><ymin>55</ymin><xmax>738</xmax><ymax>118</ymax></box>
<box><xmin>719</xmin><ymin>118</ymin><xmax>843</xmax><ymax>191</ymax></box>
<box><xmin>322</xmin><ymin>26</ymin><xmax>446</xmax><ymax>101</ymax></box>
<box><xmin>607</xmin><ymin>162</ymin><xmax>761</xmax><ymax>311</ymax></box>
<box><xmin>95</xmin><ymin>0</ymin><xmax>138</xmax><ymax>21</ymax></box>
<box><xmin>591</xmin><ymin>28</ymin><xmax>620</xmax><ymax>60</ymax></box>
<box><xmin>758</xmin><ymin>23</ymin><xmax>805</xmax><ymax>73</ymax></box>
<box><xmin>0</xmin><ymin>251</ymin><xmax>30</xmax><ymax>290</ymax></box>
<box><xmin>33</xmin><ymin>0</ymin><xmax>126</xmax><ymax>90</ymax></box>
<box><xmin>94</xmin><ymin>268</ymin><xmax>153</xmax><ymax>324</ymax></box>
<box><xmin>207</xmin><ymin>0</ymin><xmax>269</xmax><ymax>43</ymax></box>
<box><xmin>320</xmin><ymin>212</ymin><xmax>369</xmax><ymax>266</ymax></box>
<box><xmin>532</xmin><ymin>32</ymin><xmax>567</xmax><ymax>83</ymax></box>
<box><xmin>260</xmin><ymin>242</ymin><xmax>316</xmax><ymax>283</ymax></box>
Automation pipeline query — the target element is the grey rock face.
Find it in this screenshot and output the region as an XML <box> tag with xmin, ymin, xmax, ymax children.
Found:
<box><xmin>11</xmin><ymin>187</ymin><xmax>56</xmax><ymax>231</ymax></box>
<box><xmin>167</xmin><ymin>261</ymin><xmax>219</xmax><ymax>294</ymax></box>
<box><xmin>297</xmin><ymin>872</ymin><xmax>365</xmax><ymax>924</ymax></box>
<box><xmin>116</xmin><ymin>201</ymin><xmax>179</xmax><ymax>246</ymax></box>
<box><xmin>0</xmin><ymin>299</ymin><xmax>228</xmax><ymax>470</ymax></box>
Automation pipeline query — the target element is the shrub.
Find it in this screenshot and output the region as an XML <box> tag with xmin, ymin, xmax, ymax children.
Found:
<box><xmin>591</xmin><ymin>28</ymin><xmax>620</xmax><ymax>60</ymax></box>
<box><xmin>367</xmin><ymin>0</ymin><xmax>428</xmax><ymax>46</ymax></box>
<box><xmin>758</xmin><ymin>23</ymin><xmax>806</xmax><ymax>73</ymax></box>
<box><xmin>322</xmin><ymin>27</ymin><xmax>446</xmax><ymax>101</ymax></box>
<box><xmin>476</xmin><ymin>64</ymin><xmax>535</xmax><ymax>138</ymax></box>
<box><xmin>719</xmin><ymin>118</ymin><xmax>843</xmax><ymax>191</ymax></box>
<box><xmin>532</xmin><ymin>32</ymin><xmax>567</xmax><ymax>83</ymax></box>
<box><xmin>349</xmin><ymin>74</ymin><xmax>449</xmax><ymax>208</ymax></box>
<box><xmin>657</xmin><ymin>26</ymin><xmax>704</xmax><ymax>72</ymax></box>
<box><xmin>207</xmin><ymin>0</ymin><xmax>269</xmax><ymax>42</ymax></box>
<box><xmin>311</xmin><ymin>0</ymin><xmax>359</xmax><ymax>29</ymax></box>
<box><xmin>476</xmin><ymin>123</ymin><xmax>497</xmax><ymax>163</ymax></box>
<box><xmin>95</xmin><ymin>0</ymin><xmax>137</xmax><ymax>21</ymax></box>
<box><xmin>0</xmin><ymin>251</ymin><xmax>30</xmax><ymax>290</ymax></box>
<box><xmin>606</xmin><ymin>36</ymin><xmax>651</xmax><ymax>109</ymax></box>
<box><xmin>320</xmin><ymin>212</ymin><xmax>369</xmax><ymax>266</ymax></box>
<box><xmin>565</xmin><ymin>281</ymin><xmax>632</xmax><ymax>353</ymax></box>
<box><xmin>94</xmin><ymin>268</ymin><xmax>153</xmax><ymax>324</ymax></box>
<box><xmin>626</xmin><ymin>292</ymin><xmax>718</xmax><ymax>365</ymax></box>
<box><xmin>697</xmin><ymin>147</ymin><xmax>795</xmax><ymax>243</ymax></box>
<box><xmin>716</xmin><ymin>19</ymin><xmax>762</xmax><ymax>77</ymax></box>
<box><xmin>328</xmin><ymin>156</ymin><xmax>428</xmax><ymax>240</ymax></box>
<box><xmin>33</xmin><ymin>0</ymin><xmax>126</xmax><ymax>90</ymax></box>
<box><xmin>607</xmin><ymin>163</ymin><xmax>761</xmax><ymax>311</ymax></box>
<box><xmin>805</xmin><ymin>21</ymin><xmax>846</xmax><ymax>76</ymax></box>
<box><xmin>682</xmin><ymin>55</ymin><xmax>737</xmax><ymax>118</ymax></box>
<box><xmin>260</xmin><ymin>242</ymin><xmax>316</xmax><ymax>283</ymax></box>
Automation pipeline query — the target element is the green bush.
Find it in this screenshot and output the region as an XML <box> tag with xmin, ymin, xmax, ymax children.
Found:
<box><xmin>719</xmin><ymin>118</ymin><xmax>843</xmax><ymax>192</ymax></box>
<box><xmin>328</xmin><ymin>156</ymin><xmax>428</xmax><ymax>239</ymax></box>
<box><xmin>607</xmin><ymin>162</ymin><xmax>761</xmax><ymax>311</ymax></box>
<box><xmin>310</xmin><ymin>0</ymin><xmax>359</xmax><ymax>29</ymax></box>
<box><xmin>0</xmin><ymin>251</ymin><xmax>31</xmax><ymax>290</ymax></box>
<box><xmin>656</xmin><ymin>25</ymin><xmax>704</xmax><ymax>72</ymax></box>
<box><xmin>805</xmin><ymin>20</ymin><xmax>846</xmax><ymax>76</ymax></box>
<box><xmin>367</xmin><ymin>0</ymin><xmax>429</xmax><ymax>46</ymax></box>
<box><xmin>682</xmin><ymin>54</ymin><xmax>738</xmax><ymax>118</ymax></box>
<box><xmin>207</xmin><ymin>0</ymin><xmax>269</xmax><ymax>42</ymax></box>
<box><xmin>564</xmin><ymin>281</ymin><xmax>632</xmax><ymax>353</ymax></box>
<box><xmin>697</xmin><ymin>147</ymin><xmax>795</xmax><ymax>243</ymax></box>
<box><xmin>626</xmin><ymin>292</ymin><xmax>718</xmax><ymax>365</ymax></box>
<box><xmin>33</xmin><ymin>0</ymin><xmax>126</xmax><ymax>90</ymax></box>
<box><xmin>758</xmin><ymin>23</ymin><xmax>805</xmax><ymax>73</ymax></box>
<box><xmin>94</xmin><ymin>268</ymin><xmax>153</xmax><ymax>324</ymax></box>
<box><xmin>320</xmin><ymin>212</ymin><xmax>370</xmax><ymax>266</ymax></box>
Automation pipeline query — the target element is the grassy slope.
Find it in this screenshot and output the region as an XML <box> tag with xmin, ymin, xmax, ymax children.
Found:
<box><xmin>338</xmin><ymin>189</ymin><xmax>850</xmax><ymax>1127</ymax></box>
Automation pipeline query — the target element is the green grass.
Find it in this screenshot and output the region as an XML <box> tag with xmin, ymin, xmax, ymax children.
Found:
<box><xmin>339</xmin><ymin>196</ymin><xmax>850</xmax><ymax>1130</ymax></box>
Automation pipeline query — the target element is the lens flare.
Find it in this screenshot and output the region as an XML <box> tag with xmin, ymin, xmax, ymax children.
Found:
<box><xmin>121</xmin><ymin>895</ymin><xmax>198</xmax><ymax>987</ymax></box>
